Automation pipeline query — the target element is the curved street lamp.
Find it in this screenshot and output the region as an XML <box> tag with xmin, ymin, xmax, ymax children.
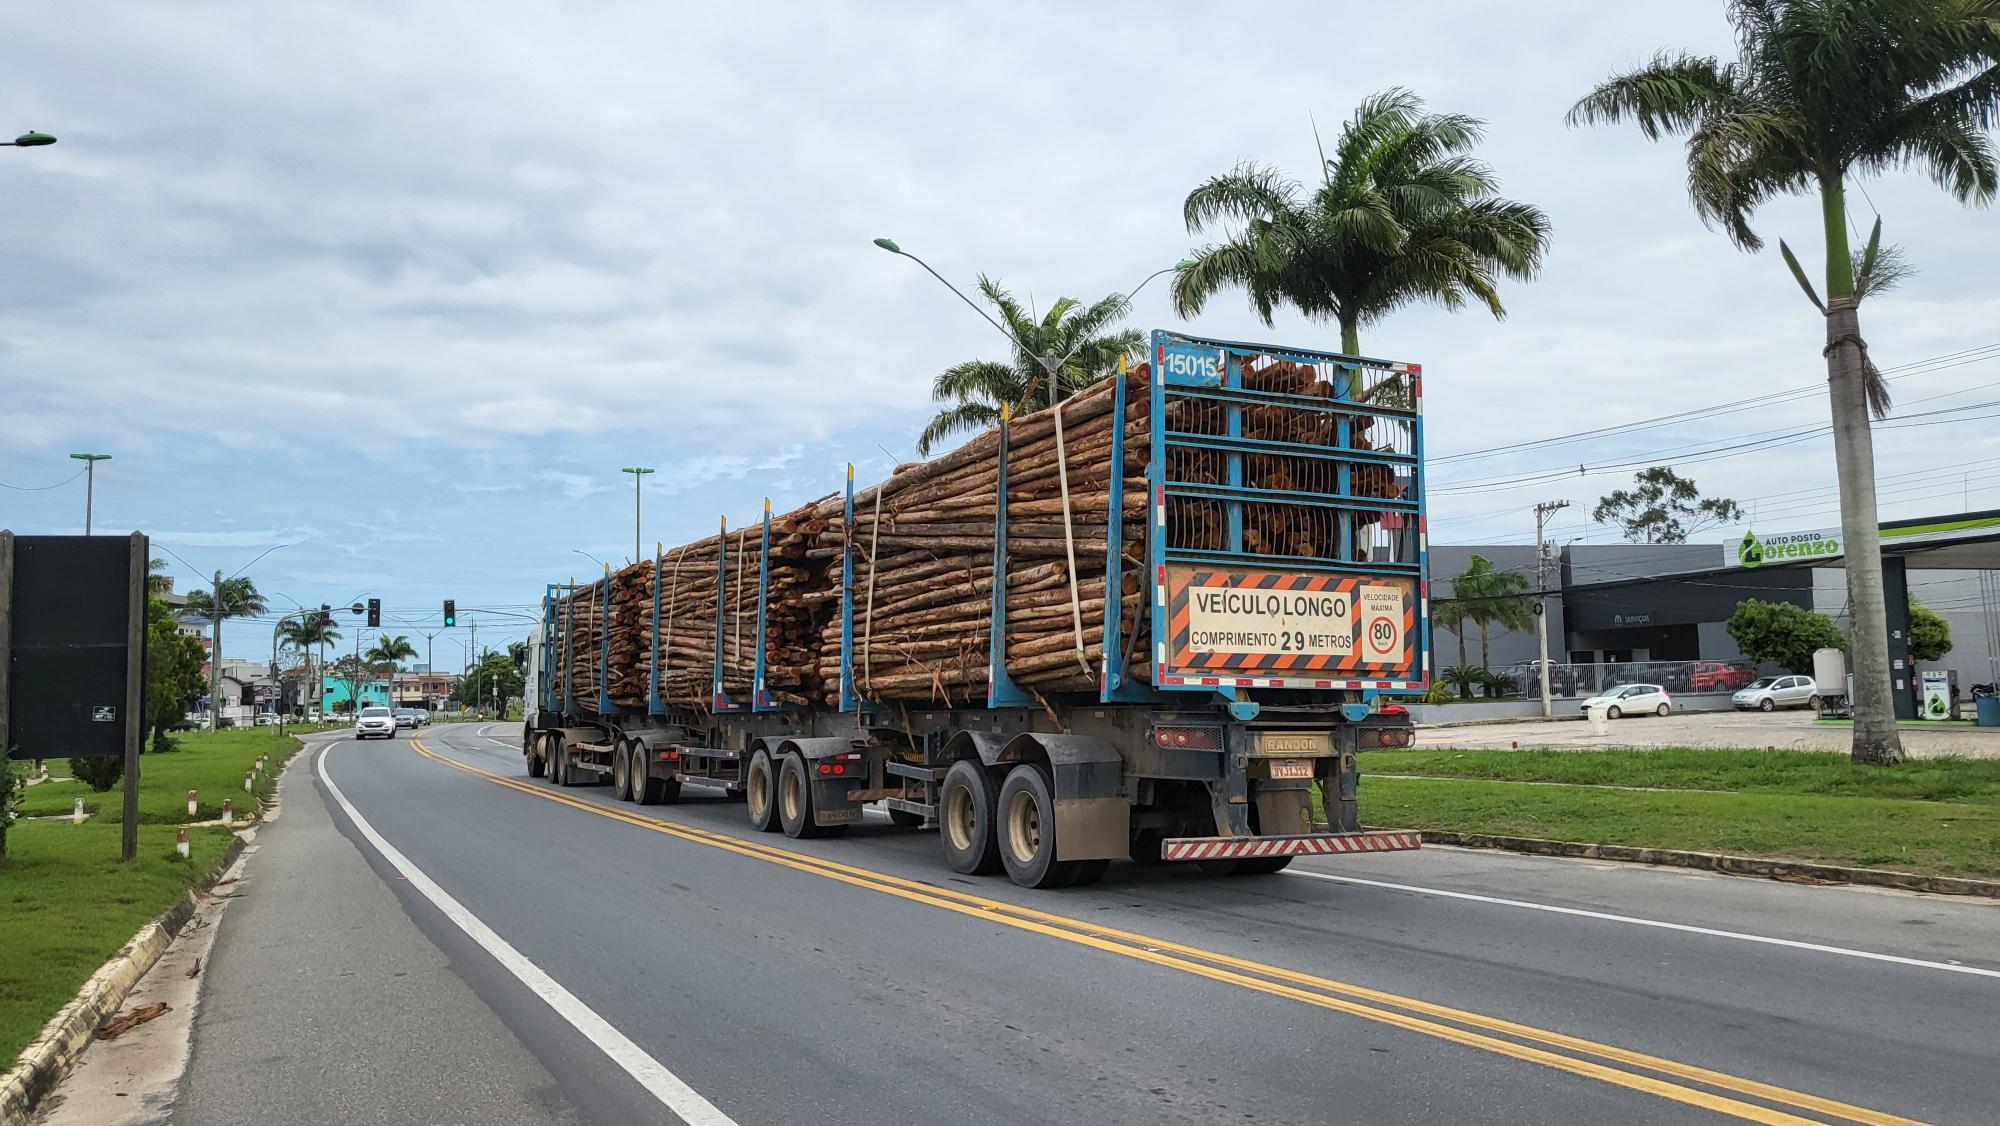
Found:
<box><xmin>874</xmin><ymin>237</ymin><xmax>1192</xmax><ymax>410</ymax></box>
<box><xmin>4</xmin><ymin>131</ymin><xmax>55</xmax><ymax>148</ymax></box>
<box><xmin>69</xmin><ymin>452</ymin><xmax>110</xmax><ymax>534</ymax></box>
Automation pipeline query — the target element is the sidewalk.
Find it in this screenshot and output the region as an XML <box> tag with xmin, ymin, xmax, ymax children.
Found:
<box><xmin>35</xmin><ymin>737</ymin><xmax>587</xmax><ymax>1126</ymax></box>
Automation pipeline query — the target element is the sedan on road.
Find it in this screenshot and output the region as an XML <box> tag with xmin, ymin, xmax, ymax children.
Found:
<box><xmin>354</xmin><ymin>706</ymin><xmax>397</xmax><ymax>739</ymax></box>
<box><xmin>1579</xmin><ymin>684</ymin><xmax>1672</xmax><ymax>718</ymax></box>
<box><xmin>1733</xmin><ymin>675</ymin><xmax>1820</xmax><ymax>711</ymax></box>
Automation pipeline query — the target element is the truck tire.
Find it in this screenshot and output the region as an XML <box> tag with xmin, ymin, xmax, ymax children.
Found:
<box><xmin>745</xmin><ymin>748</ymin><xmax>780</xmax><ymax>833</ymax></box>
<box><xmin>778</xmin><ymin>752</ymin><xmax>844</xmax><ymax>839</ymax></box>
<box><xmin>650</xmin><ymin>777</ymin><xmax>683</xmax><ymax>805</ymax></box>
<box><xmin>939</xmin><ymin>760</ymin><xmax>1002</xmax><ymax>876</ymax></box>
<box><xmin>612</xmin><ymin>739</ymin><xmax>633</xmax><ymax>801</ymax></box>
<box><xmin>997</xmin><ymin>763</ymin><xmax>1079</xmax><ymax>889</ymax></box>
<box><xmin>1196</xmin><ymin>859</ymin><xmax>1241</xmax><ymax>876</ymax></box>
<box><xmin>888</xmin><ymin>808</ymin><xmax>925</xmax><ymax>829</ymax></box>
<box><xmin>551</xmin><ymin>735</ymin><xmax>573</xmax><ymax>787</ymax></box>
<box><xmin>526</xmin><ymin>737</ymin><xmax>546</xmax><ymax>779</ymax></box>
<box><xmin>1129</xmin><ymin>829</ymin><xmax>1168</xmax><ymax>865</ymax></box>
<box><xmin>1236</xmin><ymin>856</ymin><xmax>1294</xmax><ymax>875</ymax></box>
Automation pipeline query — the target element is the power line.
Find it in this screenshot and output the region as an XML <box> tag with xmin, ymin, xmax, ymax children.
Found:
<box><xmin>0</xmin><ymin>467</ymin><xmax>86</xmax><ymax>492</ymax></box>
<box><xmin>1429</xmin><ymin>340</ymin><xmax>2000</xmax><ymax>466</ymax></box>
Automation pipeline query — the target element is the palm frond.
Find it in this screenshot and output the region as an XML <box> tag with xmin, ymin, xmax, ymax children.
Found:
<box><xmin>916</xmin><ymin>401</ymin><xmax>1004</xmax><ymax>456</ymax></box>
<box><xmin>1567</xmin><ymin>51</ymin><xmax>1740</xmax><ymax>137</ymax></box>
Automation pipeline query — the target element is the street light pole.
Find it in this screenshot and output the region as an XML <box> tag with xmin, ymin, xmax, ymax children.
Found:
<box><xmin>873</xmin><ymin>237</ymin><xmax>1190</xmax><ymax>411</ymax></box>
<box><xmin>2</xmin><ymin>131</ymin><xmax>56</xmax><ymax>148</ymax></box>
<box><xmin>69</xmin><ymin>453</ymin><xmax>111</xmax><ymax>534</ymax></box>
<box><xmin>622</xmin><ymin>466</ymin><xmax>654</xmax><ymax>565</ymax></box>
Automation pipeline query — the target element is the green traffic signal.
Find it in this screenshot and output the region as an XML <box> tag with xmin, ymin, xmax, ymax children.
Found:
<box><xmin>443</xmin><ymin>599</ymin><xmax>456</xmax><ymax>627</ymax></box>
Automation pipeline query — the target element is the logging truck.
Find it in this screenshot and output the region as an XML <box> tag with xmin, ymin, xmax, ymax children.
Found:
<box><xmin>524</xmin><ymin>331</ymin><xmax>1427</xmax><ymax>889</ymax></box>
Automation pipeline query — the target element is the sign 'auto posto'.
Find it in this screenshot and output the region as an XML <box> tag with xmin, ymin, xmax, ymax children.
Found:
<box><xmin>1728</xmin><ymin>528</ymin><xmax>1843</xmax><ymax>569</ymax></box>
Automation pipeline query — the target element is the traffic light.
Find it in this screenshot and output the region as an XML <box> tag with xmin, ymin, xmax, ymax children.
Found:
<box><xmin>443</xmin><ymin>599</ymin><xmax>456</xmax><ymax>628</ymax></box>
<box><xmin>366</xmin><ymin>597</ymin><xmax>381</xmax><ymax>627</ymax></box>
<box><xmin>318</xmin><ymin>603</ymin><xmax>331</xmax><ymax>627</ymax></box>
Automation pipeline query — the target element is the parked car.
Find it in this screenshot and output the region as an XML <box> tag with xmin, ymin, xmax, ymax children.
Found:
<box><xmin>1732</xmin><ymin>675</ymin><xmax>1819</xmax><ymax>711</ymax></box>
<box><xmin>1580</xmin><ymin>684</ymin><xmax>1672</xmax><ymax>719</ymax></box>
<box><xmin>1688</xmin><ymin>661</ymin><xmax>1758</xmax><ymax>692</ymax></box>
<box><xmin>253</xmin><ymin>714</ymin><xmax>278</xmax><ymax>726</ymax></box>
<box><xmin>354</xmin><ymin>706</ymin><xmax>397</xmax><ymax>739</ymax></box>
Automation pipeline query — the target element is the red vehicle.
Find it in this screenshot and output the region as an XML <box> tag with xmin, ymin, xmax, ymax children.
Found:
<box><xmin>1688</xmin><ymin>661</ymin><xmax>1757</xmax><ymax>692</ymax></box>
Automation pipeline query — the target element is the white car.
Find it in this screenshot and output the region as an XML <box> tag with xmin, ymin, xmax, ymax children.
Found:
<box><xmin>1580</xmin><ymin>684</ymin><xmax>1672</xmax><ymax>719</ymax></box>
<box><xmin>1733</xmin><ymin>675</ymin><xmax>1819</xmax><ymax>712</ymax></box>
<box><xmin>354</xmin><ymin>706</ymin><xmax>397</xmax><ymax>739</ymax></box>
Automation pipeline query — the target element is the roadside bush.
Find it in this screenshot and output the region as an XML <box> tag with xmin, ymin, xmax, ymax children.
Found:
<box><xmin>69</xmin><ymin>756</ymin><xmax>124</xmax><ymax>793</ymax></box>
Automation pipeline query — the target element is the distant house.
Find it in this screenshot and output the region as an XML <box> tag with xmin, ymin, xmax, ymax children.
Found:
<box><xmin>322</xmin><ymin>676</ymin><xmax>390</xmax><ymax>713</ymax></box>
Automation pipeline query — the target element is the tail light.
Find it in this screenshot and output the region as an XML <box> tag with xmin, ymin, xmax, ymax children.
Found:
<box><xmin>1376</xmin><ymin>704</ymin><xmax>1409</xmax><ymax>717</ymax></box>
<box><xmin>1150</xmin><ymin>725</ymin><xmax>1223</xmax><ymax>750</ymax></box>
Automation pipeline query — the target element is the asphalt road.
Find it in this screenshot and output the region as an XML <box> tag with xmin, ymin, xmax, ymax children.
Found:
<box><xmin>197</xmin><ymin>722</ymin><xmax>2000</xmax><ymax>1124</ymax></box>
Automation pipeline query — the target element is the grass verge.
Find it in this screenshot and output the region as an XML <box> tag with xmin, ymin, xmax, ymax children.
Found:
<box><xmin>0</xmin><ymin>823</ymin><xmax>235</xmax><ymax>1065</ymax></box>
<box><xmin>2</xmin><ymin>728</ymin><xmax>300</xmax><ymax>1067</ymax></box>
<box><xmin>16</xmin><ymin>728</ymin><xmax>299</xmax><ymax>823</ymax></box>
<box><xmin>1362</xmin><ymin>748</ymin><xmax>2000</xmax><ymax>802</ymax></box>
<box><xmin>1359</xmin><ymin>748</ymin><xmax>2000</xmax><ymax>881</ymax></box>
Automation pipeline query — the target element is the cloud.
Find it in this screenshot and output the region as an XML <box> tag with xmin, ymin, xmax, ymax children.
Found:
<box><xmin>2</xmin><ymin>1</ymin><xmax>1996</xmax><ymax>659</ymax></box>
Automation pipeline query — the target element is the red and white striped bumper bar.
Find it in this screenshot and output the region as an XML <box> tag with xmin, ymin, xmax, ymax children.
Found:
<box><xmin>1162</xmin><ymin>830</ymin><xmax>1421</xmax><ymax>862</ymax></box>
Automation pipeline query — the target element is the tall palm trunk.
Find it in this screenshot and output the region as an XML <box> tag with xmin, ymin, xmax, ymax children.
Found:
<box><xmin>1477</xmin><ymin>621</ymin><xmax>1491</xmax><ymax>670</ymax></box>
<box><xmin>1455</xmin><ymin>624</ymin><xmax>1468</xmax><ymax>669</ymax></box>
<box><xmin>1820</xmin><ymin>177</ymin><xmax>1902</xmax><ymax>764</ymax></box>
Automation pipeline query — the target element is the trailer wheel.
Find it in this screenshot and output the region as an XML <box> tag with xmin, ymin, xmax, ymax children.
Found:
<box><xmin>939</xmin><ymin>760</ymin><xmax>1002</xmax><ymax>875</ymax></box>
<box><xmin>1196</xmin><ymin>859</ymin><xmax>1241</xmax><ymax>876</ymax></box>
<box><xmin>778</xmin><ymin>753</ymin><xmax>841</xmax><ymax>839</ymax></box>
<box><xmin>1235</xmin><ymin>856</ymin><xmax>1294</xmax><ymax>875</ymax></box>
<box><xmin>612</xmin><ymin>740</ymin><xmax>633</xmax><ymax>801</ymax></box>
<box><xmin>745</xmin><ymin>749</ymin><xmax>780</xmax><ymax>832</ymax></box>
<box><xmin>525</xmin><ymin>737</ymin><xmax>546</xmax><ymax>779</ymax></box>
<box><xmin>997</xmin><ymin>763</ymin><xmax>1080</xmax><ymax>889</ymax></box>
<box><xmin>888</xmin><ymin>808</ymin><xmax>925</xmax><ymax>829</ymax></box>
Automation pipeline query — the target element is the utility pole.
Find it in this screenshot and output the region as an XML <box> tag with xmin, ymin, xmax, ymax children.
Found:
<box><xmin>208</xmin><ymin>570</ymin><xmax>224</xmax><ymax>730</ymax></box>
<box><xmin>1534</xmin><ymin>501</ymin><xmax>1570</xmax><ymax>718</ymax></box>
<box><xmin>468</xmin><ymin>620</ymin><xmax>480</xmax><ymax>716</ymax></box>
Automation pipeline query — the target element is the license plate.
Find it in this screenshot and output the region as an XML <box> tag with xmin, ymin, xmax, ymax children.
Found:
<box><xmin>1268</xmin><ymin>759</ymin><xmax>1314</xmax><ymax>779</ymax></box>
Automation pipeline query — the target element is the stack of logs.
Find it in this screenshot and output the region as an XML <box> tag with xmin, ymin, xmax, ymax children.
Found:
<box><xmin>810</xmin><ymin>371</ymin><xmax>1150</xmax><ymax>706</ymax></box>
<box><xmin>576</xmin><ymin>503</ymin><xmax>835</xmax><ymax>711</ymax></box>
<box><xmin>555</xmin><ymin>356</ymin><xmax>1399</xmax><ymax>711</ymax></box>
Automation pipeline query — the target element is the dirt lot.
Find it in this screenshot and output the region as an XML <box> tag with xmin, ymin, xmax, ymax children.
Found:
<box><xmin>1419</xmin><ymin>707</ymin><xmax>2000</xmax><ymax>759</ymax></box>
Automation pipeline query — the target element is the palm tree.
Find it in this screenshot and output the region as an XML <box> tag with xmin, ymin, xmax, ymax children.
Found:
<box><xmin>1447</xmin><ymin>554</ymin><xmax>1535</xmax><ymax>670</ymax></box>
<box><xmin>146</xmin><ymin>558</ymin><xmax>174</xmax><ymax>598</ymax></box>
<box><xmin>915</xmin><ymin>276</ymin><xmax>1143</xmax><ymax>455</ymax></box>
<box><xmin>279</xmin><ymin>614</ymin><xmax>341</xmax><ymax>717</ymax></box>
<box><xmin>1174</xmin><ymin>87</ymin><xmax>1552</xmax><ymax>358</ymax></box>
<box><xmin>182</xmin><ymin>577</ymin><xmax>267</xmax><ymax>726</ymax></box>
<box><xmin>1430</xmin><ymin>595</ymin><xmax>1473</xmax><ymax>671</ymax></box>
<box><xmin>1567</xmin><ymin>0</ymin><xmax>1997</xmax><ymax>764</ymax></box>
<box><xmin>366</xmin><ymin>633</ymin><xmax>419</xmax><ymax>707</ymax></box>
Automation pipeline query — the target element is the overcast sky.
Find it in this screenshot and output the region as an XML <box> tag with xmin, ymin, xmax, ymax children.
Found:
<box><xmin>4</xmin><ymin>2</ymin><xmax>1997</xmax><ymax>665</ymax></box>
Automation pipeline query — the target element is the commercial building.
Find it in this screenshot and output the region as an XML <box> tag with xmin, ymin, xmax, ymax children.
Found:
<box><xmin>1433</xmin><ymin>510</ymin><xmax>2000</xmax><ymax>708</ymax></box>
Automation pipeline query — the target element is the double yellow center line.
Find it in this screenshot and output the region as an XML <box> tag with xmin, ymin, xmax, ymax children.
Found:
<box><xmin>406</xmin><ymin>736</ymin><xmax>1923</xmax><ymax>1126</ymax></box>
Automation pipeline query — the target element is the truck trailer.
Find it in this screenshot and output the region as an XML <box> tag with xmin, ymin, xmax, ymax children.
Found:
<box><xmin>525</xmin><ymin>331</ymin><xmax>1427</xmax><ymax>889</ymax></box>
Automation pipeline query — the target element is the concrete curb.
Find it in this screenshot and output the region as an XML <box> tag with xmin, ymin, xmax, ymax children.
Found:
<box><xmin>0</xmin><ymin>834</ymin><xmax>248</xmax><ymax>1126</ymax></box>
<box><xmin>1417</xmin><ymin>829</ymin><xmax>2000</xmax><ymax>899</ymax></box>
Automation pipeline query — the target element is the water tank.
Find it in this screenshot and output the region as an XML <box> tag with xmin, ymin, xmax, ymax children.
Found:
<box><xmin>1812</xmin><ymin>648</ymin><xmax>1847</xmax><ymax>692</ymax></box>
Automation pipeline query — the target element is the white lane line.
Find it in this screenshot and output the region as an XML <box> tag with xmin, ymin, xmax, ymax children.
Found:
<box><xmin>1284</xmin><ymin>868</ymin><xmax>2000</xmax><ymax>980</ymax></box>
<box><xmin>316</xmin><ymin>745</ymin><xmax>739</xmax><ymax>1125</ymax></box>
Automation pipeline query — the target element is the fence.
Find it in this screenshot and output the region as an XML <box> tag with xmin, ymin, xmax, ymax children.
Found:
<box><xmin>1450</xmin><ymin>659</ymin><xmax>1759</xmax><ymax>700</ymax></box>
